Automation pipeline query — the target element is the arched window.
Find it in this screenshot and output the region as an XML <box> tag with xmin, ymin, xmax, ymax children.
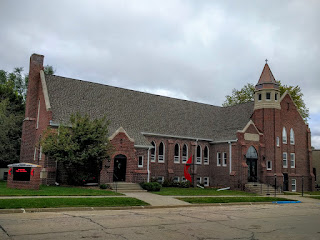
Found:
<box><xmin>290</xmin><ymin>129</ymin><xmax>295</xmax><ymax>145</ymax></box>
<box><xmin>158</xmin><ymin>142</ymin><xmax>165</xmax><ymax>163</ymax></box>
<box><xmin>204</xmin><ymin>146</ymin><xmax>209</xmax><ymax>164</ymax></box>
<box><xmin>182</xmin><ymin>144</ymin><xmax>188</xmax><ymax>163</ymax></box>
<box><xmin>246</xmin><ymin>146</ymin><xmax>258</xmax><ymax>159</ymax></box>
<box><xmin>282</xmin><ymin>127</ymin><xmax>287</xmax><ymax>144</ymax></box>
<box><xmin>174</xmin><ymin>143</ymin><xmax>180</xmax><ymax>163</ymax></box>
<box><xmin>196</xmin><ymin>145</ymin><xmax>202</xmax><ymax>164</ymax></box>
<box><xmin>151</xmin><ymin>141</ymin><xmax>156</xmax><ymax>162</ymax></box>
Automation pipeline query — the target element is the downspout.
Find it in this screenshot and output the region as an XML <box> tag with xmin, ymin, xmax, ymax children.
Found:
<box><xmin>147</xmin><ymin>147</ymin><xmax>151</xmax><ymax>183</ymax></box>
<box><xmin>228</xmin><ymin>141</ymin><xmax>232</xmax><ymax>174</ymax></box>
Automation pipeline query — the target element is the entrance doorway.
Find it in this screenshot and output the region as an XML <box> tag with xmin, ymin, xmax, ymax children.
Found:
<box><xmin>246</xmin><ymin>146</ymin><xmax>258</xmax><ymax>182</ymax></box>
<box><xmin>283</xmin><ymin>173</ymin><xmax>289</xmax><ymax>191</ymax></box>
<box><xmin>113</xmin><ymin>154</ymin><xmax>127</xmax><ymax>182</ymax></box>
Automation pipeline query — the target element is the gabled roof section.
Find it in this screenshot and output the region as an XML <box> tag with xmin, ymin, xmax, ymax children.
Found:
<box><xmin>45</xmin><ymin>75</ymin><xmax>254</xmax><ymax>145</ymax></box>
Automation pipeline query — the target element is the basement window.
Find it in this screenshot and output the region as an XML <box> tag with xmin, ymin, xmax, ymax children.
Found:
<box><xmin>291</xmin><ymin>179</ymin><xmax>296</xmax><ymax>192</ymax></box>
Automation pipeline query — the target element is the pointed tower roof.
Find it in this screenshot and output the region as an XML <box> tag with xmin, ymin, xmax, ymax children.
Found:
<box><xmin>255</xmin><ymin>62</ymin><xmax>279</xmax><ymax>90</ymax></box>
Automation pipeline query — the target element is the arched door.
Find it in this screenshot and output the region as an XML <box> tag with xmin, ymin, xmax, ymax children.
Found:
<box><xmin>113</xmin><ymin>154</ymin><xmax>127</xmax><ymax>182</ymax></box>
<box><xmin>246</xmin><ymin>146</ymin><xmax>258</xmax><ymax>182</ymax></box>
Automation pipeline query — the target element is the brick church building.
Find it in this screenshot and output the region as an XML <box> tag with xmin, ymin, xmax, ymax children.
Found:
<box><xmin>20</xmin><ymin>54</ymin><xmax>315</xmax><ymax>192</ymax></box>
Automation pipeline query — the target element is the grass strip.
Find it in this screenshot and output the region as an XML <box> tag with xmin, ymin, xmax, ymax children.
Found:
<box><xmin>304</xmin><ymin>192</ymin><xmax>320</xmax><ymax>196</ymax></box>
<box><xmin>177</xmin><ymin>197</ymin><xmax>293</xmax><ymax>204</ymax></box>
<box><xmin>152</xmin><ymin>187</ymin><xmax>256</xmax><ymax>196</ymax></box>
<box><xmin>0</xmin><ymin>197</ymin><xmax>148</xmax><ymax>209</ymax></box>
<box><xmin>0</xmin><ymin>182</ymin><xmax>121</xmax><ymax>196</ymax></box>
<box><xmin>308</xmin><ymin>196</ymin><xmax>320</xmax><ymax>200</ymax></box>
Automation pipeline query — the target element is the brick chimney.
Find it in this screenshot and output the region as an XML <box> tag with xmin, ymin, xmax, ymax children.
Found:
<box><xmin>20</xmin><ymin>54</ymin><xmax>44</xmax><ymax>163</ymax></box>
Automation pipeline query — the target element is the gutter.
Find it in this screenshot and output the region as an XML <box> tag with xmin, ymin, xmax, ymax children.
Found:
<box><xmin>147</xmin><ymin>147</ymin><xmax>151</xmax><ymax>183</ymax></box>
<box><xmin>228</xmin><ymin>141</ymin><xmax>232</xmax><ymax>174</ymax></box>
<box><xmin>141</xmin><ymin>132</ymin><xmax>213</xmax><ymax>142</ymax></box>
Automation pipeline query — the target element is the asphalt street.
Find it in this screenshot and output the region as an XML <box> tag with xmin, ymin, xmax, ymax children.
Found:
<box><xmin>1</xmin><ymin>200</ymin><xmax>320</xmax><ymax>240</ymax></box>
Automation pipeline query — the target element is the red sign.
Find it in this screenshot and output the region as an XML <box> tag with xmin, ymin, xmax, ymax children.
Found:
<box><xmin>31</xmin><ymin>169</ymin><xmax>34</xmax><ymax>176</ymax></box>
<box><xmin>16</xmin><ymin>169</ymin><xmax>28</xmax><ymax>173</ymax></box>
<box><xmin>184</xmin><ymin>155</ymin><xmax>192</xmax><ymax>182</ymax></box>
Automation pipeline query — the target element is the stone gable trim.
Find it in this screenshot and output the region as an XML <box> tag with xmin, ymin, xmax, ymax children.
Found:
<box><xmin>237</xmin><ymin>120</ymin><xmax>263</xmax><ymax>135</ymax></box>
<box><xmin>109</xmin><ymin>127</ymin><xmax>134</xmax><ymax>142</ymax></box>
<box><xmin>280</xmin><ymin>90</ymin><xmax>305</xmax><ymax>123</ymax></box>
<box><xmin>40</xmin><ymin>70</ymin><xmax>51</xmax><ymax>111</ymax></box>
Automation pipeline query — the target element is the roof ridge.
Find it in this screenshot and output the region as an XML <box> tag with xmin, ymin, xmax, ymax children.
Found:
<box><xmin>46</xmin><ymin>74</ymin><xmax>222</xmax><ymax>108</ymax></box>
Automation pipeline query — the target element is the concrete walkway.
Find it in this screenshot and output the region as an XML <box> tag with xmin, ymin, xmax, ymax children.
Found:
<box><xmin>122</xmin><ymin>191</ymin><xmax>191</xmax><ymax>206</ymax></box>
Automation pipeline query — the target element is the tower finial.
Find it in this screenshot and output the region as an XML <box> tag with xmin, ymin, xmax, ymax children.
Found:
<box><xmin>265</xmin><ymin>59</ymin><xmax>268</xmax><ymax>64</ymax></box>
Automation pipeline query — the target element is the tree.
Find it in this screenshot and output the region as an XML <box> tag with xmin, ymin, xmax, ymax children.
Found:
<box><xmin>40</xmin><ymin>113</ymin><xmax>113</xmax><ymax>185</ymax></box>
<box><xmin>222</xmin><ymin>81</ymin><xmax>309</xmax><ymax>122</ymax></box>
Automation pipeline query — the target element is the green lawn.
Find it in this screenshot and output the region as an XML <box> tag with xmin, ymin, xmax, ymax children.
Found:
<box><xmin>177</xmin><ymin>197</ymin><xmax>293</xmax><ymax>204</ymax></box>
<box><xmin>0</xmin><ymin>197</ymin><xmax>148</xmax><ymax>209</ymax></box>
<box><xmin>308</xmin><ymin>196</ymin><xmax>320</xmax><ymax>200</ymax></box>
<box><xmin>152</xmin><ymin>187</ymin><xmax>256</xmax><ymax>196</ymax></box>
<box><xmin>0</xmin><ymin>181</ymin><xmax>121</xmax><ymax>196</ymax></box>
<box><xmin>304</xmin><ymin>191</ymin><xmax>320</xmax><ymax>195</ymax></box>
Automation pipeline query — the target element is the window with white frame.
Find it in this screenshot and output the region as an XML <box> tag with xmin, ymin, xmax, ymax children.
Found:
<box><xmin>267</xmin><ymin>160</ymin><xmax>272</xmax><ymax>170</ymax></box>
<box><xmin>182</xmin><ymin>144</ymin><xmax>188</xmax><ymax>163</ymax></box>
<box><xmin>36</xmin><ymin>100</ymin><xmax>40</xmax><ymax>129</ymax></box>
<box><xmin>266</xmin><ymin>92</ymin><xmax>271</xmax><ymax>100</ymax></box>
<box><xmin>290</xmin><ymin>129</ymin><xmax>295</xmax><ymax>145</ymax></box>
<box><xmin>217</xmin><ymin>152</ymin><xmax>221</xmax><ymax>166</ymax></box>
<box><xmin>204</xmin><ymin>146</ymin><xmax>209</xmax><ymax>165</ymax></box>
<box><xmin>158</xmin><ymin>142</ymin><xmax>165</xmax><ymax>163</ymax></box>
<box><xmin>33</xmin><ymin>147</ymin><xmax>37</xmax><ymax>161</ymax></box>
<box><xmin>174</xmin><ymin>143</ymin><xmax>180</xmax><ymax>163</ymax></box>
<box><xmin>196</xmin><ymin>145</ymin><xmax>202</xmax><ymax>164</ymax></box>
<box><xmin>276</xmin><ymin>137</ymin><xmax>280</xmax><ymax>147</ymax></box>
<box><xmin>275</xmin><ymin>93</ymin><xmax>278</xmax><ymax>101</ymax></box>
<box><xmin>283</xmin><ymin>152</ymin><xmax>288</xmax><ymax>168</ymax></box>
<box><xmin>181</xmin><ymin>176</ymin><xmax>186</xmax><ymax>182</ymax></box>
<box><xmin>223</xmin><ymin>152</ymin><xmax>227</xmax><ymax>166</ymax></box>
<box><xmin>173</xmin><ymin>176</ymin><xmax>180</xmax><ymax>183</ymax></box>
<box><xmin>282</xmin><ymin>127</ymin><xmax>287</xmax><ymax>144</ymax></box>
<box><xmin>39</xmin><ymin>146</ymin><xmax>42</xmax><ymax>161</ymax></box>
<box><xmin>138</xmin><ymin>156</ymin><xmax>143</xmax><ymax>167</ymax></box>
<box><xmin>203</xmin><ymin>177</ymin><xmax>209</xmax><ymax>187</ymax></box>
<box><xmin>290</xmin><ymin>153</ymin><xmax>295</xmax><ymax>168</ymax></box>
<box><xmin>151</xmin><ymin>141</ymin><xmax>156</xmax><ymax>162</ymax></box>
<box><xmin>196</xmin><ymin>177</ymin><xmax>201</xmax><ymax>185</ymax></box>
<box><xmin>291</xmin><ymin>179</ymin><xmax>296</xmax><ymax>192</ymax></box>
<box><xmin>157</xmin><ymin>176</ymin><xmax>164</xmax><ymax>184</ymax></box>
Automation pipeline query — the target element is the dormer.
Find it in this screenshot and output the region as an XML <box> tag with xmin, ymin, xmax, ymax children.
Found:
<box><xmin>254</xmin><ymin>62</ymin><xmax>281</xmax><ymax>110</ymax></box>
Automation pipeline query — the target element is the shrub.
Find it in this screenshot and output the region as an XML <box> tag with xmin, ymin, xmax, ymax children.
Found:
<box><xmin>140</xmin><ymin>182</ymin><xmax>161</xmax><ymax>191</ymax></box>
<box><xmin>99</xmin><ymin>184</ymin><xmax>110</xmax><ymax>189</ymax></box>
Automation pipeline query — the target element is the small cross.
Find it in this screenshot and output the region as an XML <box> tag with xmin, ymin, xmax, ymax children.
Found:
<box><xmin>265</xmin><ymin>59</ymin><xmax>268</xmax><ymax>64</ymax></box>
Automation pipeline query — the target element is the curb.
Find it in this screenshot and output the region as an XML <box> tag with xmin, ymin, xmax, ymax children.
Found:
<box><xmin>0</xmin><ymin>202</ymin><xmax>276</xmax><ymax>214</ymax></box>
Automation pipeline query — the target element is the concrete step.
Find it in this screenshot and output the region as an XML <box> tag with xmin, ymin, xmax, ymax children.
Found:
<box><xmin>245</xmin><ymin>183</ymin><xmax>282</xmax><ymax>196</ymax></box>
<box><xmin>109</xmin><ymin>182</ymin><xmax>144</xmax><ymax>192</ymax></box>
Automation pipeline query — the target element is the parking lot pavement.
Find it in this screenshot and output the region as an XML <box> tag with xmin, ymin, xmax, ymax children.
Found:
<box><xmin>1</xmin><ymin>200</ymin><xmax>320</xmax><ymax>240</ymax></box>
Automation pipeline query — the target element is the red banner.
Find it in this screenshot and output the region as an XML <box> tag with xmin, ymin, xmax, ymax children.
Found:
<box><xmin>184</xmin><ymin>155</ymin><xmax>192</xmax><ymax>182</ymax></box>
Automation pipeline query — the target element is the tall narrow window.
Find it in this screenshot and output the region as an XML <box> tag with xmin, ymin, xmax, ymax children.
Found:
<box><xmin>174</xmin><ymin>143</ymin><xmax>180</xmax><ymax>163</ymax></box>
<box><xmin>33</xmin><ymin>147</ymin><xmax>37</xmax><ymax>161</ymax></box>
<box><xmin>36</xmin><ymin>100</ymin><xmax>40</xmax><ymax>129</ymax></box>
<box><xmin>290</xmin><ymin>153</ymin><xmax>295</xmax><ymax>168</ymax></box>
<box><xmin>267</xmin><ymin>160</ymin><xmax>272</xmax><ymax>170</ymax></box>
<box><xmin>151</xmin><ymin>141</ymin><xmax>156</xmax><ymax>162</ymax></box>
<box><xmin>138</xmin><ymin>156</ymin><xmax>143</xmax><ymax>167</ymax></box>
<box><xmin>217</xmin><ymin>152</ymin><xmax>221</xmax><ymax>166</ymax></box>
<box><xmin>158</xmin><ymin>142</ymin><xmax>165</xmax><ymax>163</ymax></box>
<box><xmin>196</xmin><ymin>145</ymin><xmax>202</xmax><ymax>164</ymax></box>
<box><xmin>258</xmin><ymin>93</ymin><xmax>262</xmax><ymax>101</ymax></box>
<box><xmin>223</xmin><ymin>152</ymin><xmax>227</xmax><ymax>166</ymax></box>
<box><xmin>276</xmin><ymin>137</ymin><xmax>280</xmax><ymax>147</ymax></box>
<box><xmin>204</xmin><ymin>146</ymin><xmax>209</xmax><ymax>165</ymax></box>
<box><xmin>283</xmin><ymin>152</ymin><xmax>288</xmax><ymax>168</ymax></box>
<box><xmin>266</xmin><ymin>92</ymin><xmax>271</xmax><ymax>100</ymax></box>
<box><xmin>182</xmin><ymin>144</ymin><xmax>188</xmax><ymax>163</ymax></box>
<box><xmin>291</xmin><ymin>179</ymin><xmax>296</xmax><ymax>192</ymax></box>
<box><xmin>39</xmin><ymin>146</ymin><xmax>42</xmax><ymax>161</ymax></box>
<box><xmin>282</xmin><ymin>127</ymin><xmax>287</xmax><ymax>144</ymax></box>
<box><xmin>290</xmin><ymin>129</ymin><xmax>295</xmax><ymax>145</ymax></box>
<box><xmin>275</xmin><ymin>93</ymin><xmax>278</xmax><ymax>101</ymax></box>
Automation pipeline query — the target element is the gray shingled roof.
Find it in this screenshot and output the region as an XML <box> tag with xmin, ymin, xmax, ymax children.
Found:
<box><xmin>45</xmin><ymin>75</ymin><xmax>254</xmax><ymax>146</ymax></box>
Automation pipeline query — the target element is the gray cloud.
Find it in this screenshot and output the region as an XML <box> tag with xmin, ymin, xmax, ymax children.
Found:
<box><xmin>1</xmin><ymin>0</ymin><xmax>320</xmax><ymax>146</ymax></box>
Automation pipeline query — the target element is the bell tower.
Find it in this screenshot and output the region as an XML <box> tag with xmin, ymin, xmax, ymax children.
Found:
<box><xmin>254</xmin><ymin>60</ymin><xmax>281</xmax><ymax>110</ymax></box>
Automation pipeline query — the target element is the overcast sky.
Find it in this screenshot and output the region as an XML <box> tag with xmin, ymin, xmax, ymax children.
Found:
<box><xmin>1</xmin><ymin>0</ymin><xmax>320</xmax><ymax>147</ymax></box>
